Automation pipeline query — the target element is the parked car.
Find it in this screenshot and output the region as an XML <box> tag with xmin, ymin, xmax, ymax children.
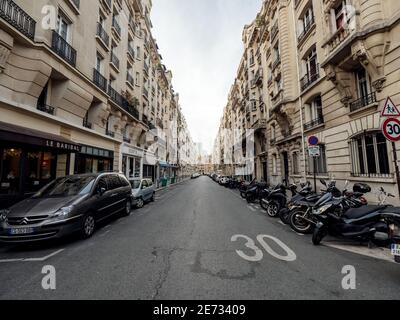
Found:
<box><xmin>0</xmin><ymin>173</ymin><xmax>133</xmax><ymax>243</ymax></box>
<box><xmin>191</xmin><ymin>173</ymin><xmax>201</xmax><ymax>179</ymax></box>
<box><xmin>130</xmin><ymin>179</ymin><xmax>155</xmax><ymax>208</ymax></box>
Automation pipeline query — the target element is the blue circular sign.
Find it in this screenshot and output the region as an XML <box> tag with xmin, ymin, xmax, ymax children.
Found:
<box><xmin>308</xmin><ymin>136</ymin><xmax>319</xmax><ymax>146</ymax></box>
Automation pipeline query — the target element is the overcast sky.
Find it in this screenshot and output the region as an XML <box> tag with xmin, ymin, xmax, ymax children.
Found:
<box><xmin>151</xmin><ymin>0</ymin><xmax>263</xmax><ymax>153</ymax></box>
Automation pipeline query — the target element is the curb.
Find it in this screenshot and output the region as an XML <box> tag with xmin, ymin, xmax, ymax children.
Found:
<box><xmin>156</xmin><ymin>178</ymin><xmax>191</xmax><ymax>192</ymax></box>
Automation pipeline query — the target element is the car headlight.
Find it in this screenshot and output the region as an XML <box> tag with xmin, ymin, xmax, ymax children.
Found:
<box><xmin>313</xmin><ymin>204</ymin><xmax>332</xmax><ymax>215</ymax></box>
<box><xmin>0</xmin><ymin>209</ymin><xmax>9</xmax><ymax>222</ymax></box>
<box><xmin>54</xmin><ymin>206</ymin><xmax>74</xmax><ymax>218</ymax></box>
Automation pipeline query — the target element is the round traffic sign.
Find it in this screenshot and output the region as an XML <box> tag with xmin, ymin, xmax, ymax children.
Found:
<box><xmin>382</xmin><ymin>118</ymin><xmax>400</xmax><ymax>142</ymax></box>
<box><xmin>308</xmin><ymin>136</ymin><xmax>319</xmax><ymax>146</ymax></box>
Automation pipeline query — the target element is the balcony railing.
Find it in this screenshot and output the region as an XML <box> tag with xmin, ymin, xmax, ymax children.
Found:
<box><xmin>83</xmin><ymin>118</ymin><xmax>92</xmax><ymax>129</ymax></box>
<box><xmin>0</xmin><ymin>0</ymin><xmax>36</xmax><ymax>40</ymax></box>
<box><xmin>69</xmin><ymin>0</ymin><xmax>80</xmax><ymax>9</ymax></box>
<box><xmin>93</xmin><ymin>68</ymin><xmax>107</xmax><ymax>92</ymax></box>
<box><xmin>96</xmin><ymin>22</ymin><xmax>109</xmax><ymax>47</ymax></box>
<box><xmin>128</xmin><ymin>45</ymin><xmax>135</xmax><ymax>59</ymax></box>
<box><xmin>108</xmin><ymin>85</ymin><xmax>140</xmax><ymax>120</ymax></box>
<box><xmin>51</xmin><ymin>31</ymin><xmax>77</xmax><ymax>67</ymax></box>
<box><xmin>143</xmin><ymin>87</ymin><xmax>148</xmax><ymax>98</ymax></box>
<box><xmin>126</xmin><ymin>72</ymin><xmax>134</xmax><ymax>86</ymax></box>
<box><xmin>110</xmin><ymin>51</ymin><xmax>120</xmax><ymax>70</ymax></box>
<box><xmin>303</xmin><ymin>116</ymin><xmax>324</xmax><ymax>131</ymax></box>
<box><xmin>102</xmin><ymin>0</ymin><xmax>112</xmax><ymax>9</ymax></box>
<box><xmin>270</xmin><ymin>21</ymin><xmax>279</xmax><ymax>42</ymax></box>
<box><xmin>144</xmin><ymin>61</ymin><xmax>149</xmax><ymax>74</ymax></box>
<box><xmin>297</xmin><ymin>16</ymin><xmax>315</xmax><ymax>43</ymax></box>
<box><xmin>300</xmin><ymin>66</ymin><xmax>320</xmax><ymax>91</ymax></box>
<box><xmin>106</xmin><ymin>129</ymin><xmax>115</xmax><ymax>138</ymax></box>
<box><xmin>349</xmin><ymin>92</ymin><xmax>377</xmax><ymax>113</ymax></box>
<box><xmin>112</xmin><ymin>17</ymin><xmax>121</xmax><ymax>37</ymax></box>
<box><xmin>272</xmin><ymin>55</ymin><xmax>281</xmax><ymax>70</ymax></box>
<box><xmin>37</xmin><ymin>104</ymin><xmax>55</xmax><ymax>115</ymax></box>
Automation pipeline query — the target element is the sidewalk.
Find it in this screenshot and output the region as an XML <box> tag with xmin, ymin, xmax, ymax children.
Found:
<box><xmin>156</xmin><ymin>178</ymin><xmax>191</xmax><ymax>192</ymax></box>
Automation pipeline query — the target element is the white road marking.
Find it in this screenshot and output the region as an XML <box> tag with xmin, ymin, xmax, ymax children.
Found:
<box><xmin>247</xmin><ymin>206</ymin><xmax>257</xmax><ymax>212</ymax></box>
<box><xmin>261</xmin><ymin>209</ymin><xmax>267</xmax><ymax>214</ymax></box>
<box><xmin>278</xmin><ymin>221</ymin><xmax>286</xmax><ymax>226</ymax></box>
<box><xmin>0</xmin><ymin>249</ymin><xmax>65</xmax><ymax>263</ymax></box>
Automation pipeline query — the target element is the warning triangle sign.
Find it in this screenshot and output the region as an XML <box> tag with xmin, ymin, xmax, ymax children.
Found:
<box><xmin>381</xmin><ymin>97</ymin><xmax>400</xmax><ymax>117</ymax></box>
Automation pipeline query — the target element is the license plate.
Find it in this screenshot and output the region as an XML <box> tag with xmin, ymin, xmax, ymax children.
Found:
<box><xmin>9</xmin><ymin>227</ymin><xmax>34</xmax><ymax>235</ymax></box>
<box><xmin>391</xmin><ymin>244</ymin><xmax>400</xmax><ymax>256</ymax></box>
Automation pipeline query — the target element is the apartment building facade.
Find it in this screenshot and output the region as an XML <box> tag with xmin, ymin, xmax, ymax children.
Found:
<box><xmin>0</xmin><ymin>0</ymin><xmax>194</xmax><ymax>208</ymax></box>
<box><xmin>214</xmin><ymin>0</ymin><xmax>400</xmax><ymax>203</ymax></box>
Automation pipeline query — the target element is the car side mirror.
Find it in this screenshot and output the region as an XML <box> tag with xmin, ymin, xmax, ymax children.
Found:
<box><xmin>98</xmin><ymin>187</ymin><xmax>106</xmax><ymax>196</ymax></box>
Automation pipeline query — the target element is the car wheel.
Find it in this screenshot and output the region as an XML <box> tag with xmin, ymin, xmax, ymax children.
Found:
<box><xmin>136</xmin><ymin>197</ymin><xmax>144</xmax><ymax>209</ymax></box>
<box><xmin>81</xmin><ymin>213</ymin><xmax>95</xmax><ymax>239</ymax></box>
<box><xmin>122</xmin><ymin>199</ymin><xmax>132</xmax><ymax>216</ymax></box>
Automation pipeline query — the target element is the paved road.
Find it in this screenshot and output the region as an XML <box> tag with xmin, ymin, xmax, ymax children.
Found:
<box><xmin>0</xmin><ymin>176</ymin><xmax>399</xmax><ymax>299</ymax></box>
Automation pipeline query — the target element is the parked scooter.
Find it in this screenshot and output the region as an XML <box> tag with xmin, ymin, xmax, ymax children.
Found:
<box><xmin>239</xmin><ymin>178</ymin><xmax>256</xmax><ymax>198</ymax></box>
<box><xmin>278</xmin><ymin>181</ymin><xmax>319</xmax><ymax>224</ymax></box>
<box><xmin>246</xmin><ymin>181</ymin><xmax>269</xmax><ymax>203</ymax></box>
<box><xmin>311</xmin><ymin>194</ymin><xmax>400</xmax><ymax>263</ymax></box>
<box><xmin>288</xmin><ymin>180</ymin><xmax>368</xmax><ymax>234</ymax></box>
<box><xmin>260</xmin><ymin>183</ymin><xmax>297</xmax><ymax>217</ymax></box>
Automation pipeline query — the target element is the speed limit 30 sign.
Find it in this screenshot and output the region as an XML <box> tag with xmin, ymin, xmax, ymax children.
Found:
<box><xmin>382</xmin><ymin>118</ymin><xmax>400</xmax><ymax>142</ymax></box>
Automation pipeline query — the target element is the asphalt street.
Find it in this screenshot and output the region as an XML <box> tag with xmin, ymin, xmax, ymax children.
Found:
<box><xmin>0</xmin><ymin>176</ymin><xmax>399</xmax><ymax>299</ymax></box>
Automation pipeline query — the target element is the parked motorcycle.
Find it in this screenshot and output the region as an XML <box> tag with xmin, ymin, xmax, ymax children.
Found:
<box><xmin>288</xmin><ymin>180</ymin><xmax>368</xmax><ymax>234</ymax></box>
<box><xmin>260</xmin><ymin>183</ymin><xmax>297</xmax><ymax>217</ymax></box>
<box><xmin>239</xmin><ymin>178</ymin><xmax>256</xmax><ymax>198</ymax></box>
<box><xmin>246</xmin><ymin>181</ymin><xmax>269</xmax><ymax>203</ymax></box>
<box><xmin>278</xmin><ymin>181</ymin><xmax>318</xmax><ymax>224</ymax></box>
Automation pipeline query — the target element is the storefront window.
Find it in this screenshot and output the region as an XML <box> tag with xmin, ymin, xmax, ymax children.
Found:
<box><xmin>0</xmin><ymin>148</ymin><xmax>21</xmax><ymax>194</ymax></box>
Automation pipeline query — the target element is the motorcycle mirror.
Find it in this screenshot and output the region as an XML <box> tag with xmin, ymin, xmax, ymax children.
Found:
<box><xmin>320</xmin><ymin>179</ymin><xmax>327</xmax><ymax>186</ymax></box>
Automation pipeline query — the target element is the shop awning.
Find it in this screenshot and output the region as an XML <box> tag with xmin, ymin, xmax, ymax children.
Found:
<box><xmin>0</xmin><ymin>121</ymin><xmax>81</xmax><ymax>152</ymax></box>
<box><xmin>159</xmin><ymin>160</ymin><xmax>170</xmax><ymax>167</ymax></box>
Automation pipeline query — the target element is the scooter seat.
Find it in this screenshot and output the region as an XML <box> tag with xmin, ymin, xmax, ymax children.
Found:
<box><xmin>343</xmin><ymin>205</ymin><xmax>387</xmax><ymax>220</ymax></box>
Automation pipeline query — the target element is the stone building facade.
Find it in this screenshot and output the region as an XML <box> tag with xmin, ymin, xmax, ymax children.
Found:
<box><xmin>214</xmin><ymin>0</ymin><xmax>400</xmax><ymax>204</ymax></box>
<box><xmin>0</xmin><ymin>0</ymin><xmax>195</xmax><ymax>208</ymax></box>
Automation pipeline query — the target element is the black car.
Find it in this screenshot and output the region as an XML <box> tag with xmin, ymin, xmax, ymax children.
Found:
<box><xmin>0</xmin><ymin>173</ymin><xmax>133</xmax><ymax>243</ymax></box>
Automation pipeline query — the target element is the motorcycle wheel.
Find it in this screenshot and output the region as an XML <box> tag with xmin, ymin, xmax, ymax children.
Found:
<box><xmin>289</xmin><ymin>209</ymin><xmax>314</xmax><ymax>234</ymax></box>
<box><xmin>312</xmin><ymin>226</ymin><xmax>328</xmax><ymax>245</ymax></box>
<box><xmin>240</xmin><ymin>191</ymin><xmax>246</xmax><ymax>199</ymax></box>
<box><xmin>267</xmin><ymin>201</ymin><xmax>280</xmax><ymax>217</ymax></box>
<box><xmin>279</xmin><ymin>208</ymin><xmax>291</xmax><ymax>224</ymax></box>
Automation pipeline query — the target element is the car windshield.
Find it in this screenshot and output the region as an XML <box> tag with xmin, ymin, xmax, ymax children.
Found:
<box><xmin>34</xmin><ymin>176</ymin><xmax>96</xmax><ymax>198</ymax></box>
<box><xmin>130</xmin><ymin>180</ymin><xmax>141</xmax><ymax>189</ymax></box>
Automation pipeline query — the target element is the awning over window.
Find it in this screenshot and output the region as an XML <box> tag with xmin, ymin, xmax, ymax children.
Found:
<box><xmin>0</xmin><ymin>121</ymin><xmax>81</xmax><ymax>152</ymax></box>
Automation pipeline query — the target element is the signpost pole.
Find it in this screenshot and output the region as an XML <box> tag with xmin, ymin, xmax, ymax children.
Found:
<box><xmin>313</xmin><ymin>156</ymin><xmax>317</xmax><ymax>192</ymax></box>
<box><xmin>392</xmin><ymin>141</ymin><xmax>400</xmax><ymax>197</ymax></box>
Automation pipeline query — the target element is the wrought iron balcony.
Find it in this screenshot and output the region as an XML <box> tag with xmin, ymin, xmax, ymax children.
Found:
<box><xmin>51</xmin><ymin>31</ymin><xmax>77</xmax><ymax>67</ymax></box>
<box><xmin>69</xmin><ymin>0</ymin><xmax>80</xmax><ymax>9</ymax></box>
<box><xmin>128</xmin><ymin>45</ymin><xmax>135</xmax><ymax>59</ymax></box>
<box><xmin>83</xmin><ymin>118</ymin><xmax>92</xmax><ymax>129</ymax></box>
<box><xmin>272</xmin><ymin>55</ymin><xmax>281</xmax><ymax>70</ymax></box>
<box><xmin>112</xmin><ymin>17</ymin><xmax>121</xmax><ymax>37</ymax></box>
<box><xmin>126</xmin><ymin>72</ymin><xmax>134</xmax><ymax>86</ymax></box>
<box><xmin>143</xmin><ymin>87</ymin><xmax>148</xmax><ymax>98</ymax></box>
<box><xmin>37</xmin><ymin>104</ymin><xmax>55</xmax><ymax>115</ymax></box>
<box><xmin>303</xmin><ymin>116</ymin><xmax>324</xmax><ymax>131</ymax></box>
<box><xmin>93</xmin><ymin>68</ymin><xmax>107</xmax><ymax>92</ymax></box>
<box><xmin>270</xmin><ymin>21</ymin><xmax>279</xmax><ymax>42</ymax></box>
<box><xmin>0</xmin><ymin>0</ymin><xmax>36</xmax><ymax>40</ymax></box>
<box><xmin>110</xmin><ymin>51</ymin><xmax>120</xmax><ymax>70</ymax></box>
<box><xmin>300</xmin><ymin>66</ymin><xmax>320</xmax><ymax>92</ymax></box>
<box><xmin>297</xmin><ymin>16</ymin><xmax>315</xmax><ymax>44</ymax></box>
<box><xmin>106</xmin><ymin>129</ymin><xmax>115</xmax><ymax>138</ymax></box>
<box><xmin>96</xmin><ymin>22</ymin><xmax>109</xmax><ymax>47</ymax></box>
<box><xmin>123</xmin><ymin>136</ymin><xmax>131</xmax><ymax>143</ymax></box>
<box><xmin>144</xmin><ymin>61</ymin><xmax>149</xmax><ymax>74</ymax></box>
<box><xmin>349</xmin><ymin>92</ymin><xmax>377</xmax><ymax>113</ymax></box>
